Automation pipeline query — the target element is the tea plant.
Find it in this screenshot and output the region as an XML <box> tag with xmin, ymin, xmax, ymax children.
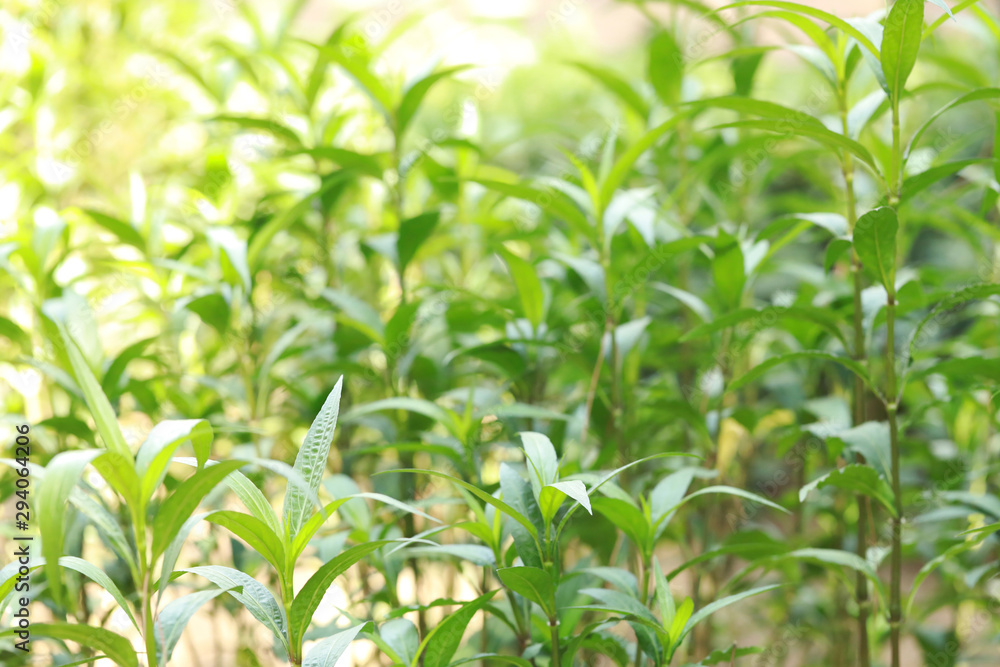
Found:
<box><xmin>1</xmin><ymin>0</ymin><xmax>998</xmax><ymax>665</ymax></box>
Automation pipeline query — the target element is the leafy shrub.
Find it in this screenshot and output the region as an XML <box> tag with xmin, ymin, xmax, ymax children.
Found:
<box><xmin>0</xmin><ymin>0</ymin><xmax>998</xmax><ymax>666</ymax></box>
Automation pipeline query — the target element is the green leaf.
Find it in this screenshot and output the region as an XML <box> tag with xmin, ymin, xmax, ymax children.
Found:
<box><xmin>380</xmin><ymin>618</ymin><xmax>419</xmax><ymax>665</ymax></box>
<box><xmin>0</xmin><ymin>316</ymin><xmax>31</xmax><ymax>351</ymax></box>
<box><xmin>207</xmin><ymin>510</ymin><xmax>286</xmax><ymax>574</ymax></box>
<box><xmin>136</xmin><ymin>419</ymin><xmax>213</xmax><ymax>507</ymax></box>
<box><xmin>592</xmin><ymin>496</ymin><xmax>652</xmax><ymax>553</ymax></box>
<box><xmin>283</xmin><ymin>378</ymin><xmax>343</xmax><ymax>538</ymax></box>
<box><xmin>288</xmin><ymin>147</ymin><xmax>385</xmax><ymax>178</ymax></box>
<box><xmin>689</xmin><ymin>96</ymin><xmax>826</xmax><ymax>129</ymax></box>
<box><xmin>649</xmin><ymin>31</ymin><xmax>683</xmax><ymax>106</ymax></box>
<box><xmin>184</xmin><ymin>565</ymin><xmax>288</xmax><ymax>650</ymax></box>
<box><xmin>471</xmin><ymin>177</ymin><xmax>593</xmax><ymax>242</ymax></box>
<box><xmin>668</xmin><ymin>598</ymin><xmax>692</xmax><ymax>648</ymax></box>
<box><xmin>660</xmin><ymin>486</ymin><xmax>790</xmax><ymax>525</ymax></box>
<box><xmin>904</xmin><ymin>88</ymin><xmax>1000</xmax><ymax>162</ymax></box>
<box><xmin>321</xmin><ymin>289</ymin><xmax>385</xmax><ymax>343</ymax></box>
<box><xmin>341</xmin><ymin>396</ymin><xmax>460</xmax><ymax>437</ymax></box>
<box><xmin>881</xmin><ymin>0</ymin><xmax>925</xmax><ymax>101</ymax></box>
<box><xmin>520</xmin><ymin>431</ymin><xmax>559</xmax><ymax>499</ymax></box>
<box><xmin>676</xmin><ymin>585</ymin><xmax>781</xmax><ymax>646</ymax></box>
<box><xmin>417</xmin><ymin>591</ymin><xmax>498</xmax><ymax>667</ymax></box>
<box><xmin>712</xmin><ymin>120</ymin><xmax>878</xmax><ymax>170</ymax></box>
<box><xmin>854</xmin><ymin>206</ymin><xmax>898</xmax><ymax>292</ymax></box>
<box><xmin>290</xmin><ymin>492</ymin><xmax>439</xmax><ymax>562</ymax></box>
<box><xmin>799</xmin><ymin>464</ymin><xmax>897</xmax><ymax>516</ymax></box>
<box><xmin>58</xmin><ymin>556</ymin><xmax>139</xmax><ymax>632</ymax></box>
<box><xmin>38</xmin><ymin>450</ymin><xmax>105</xmax><ymax>606</ymax></box>
<box><xmin>600</xmin><ymin>113</ymin><xmax>688</xmax><ymax>205</ymax></box>
<box><xmin>247</xmin><ymin>172</ymin><xmax>352</xmax><ymax>267</ymax></box>
<box><xmin>101</xmin><ymin>337</ymin><xmax>155</xmax><ymax>401</ymax></box>
<box><xmin>830</xmin><ymin>422</ymin><xmax>892</xmax><ymax>481</ymax></box>
<box><xmin>680</xmin><ymin>306</ymin><xmax>846</xmax><ymax>346</ymax></box>
<box><xmin>653</xmin><ymin>559</ymin><xmax>676</xmax><ymax>632</ymax></box>
<box><xmin>907</xmin><ymin>283</ymin><xmax>1000</xmax><ymax>364</ymax></box>
<box><xmin>498</xmin><ymin>247</ymin><xmax>545</xmax><ymax>329</ymax></box>
<box><xmin>727</xmin><ymin>350</ymin><xmax>882</xmax><ymax>400</ymax></box>
<box><xmin>569</xmin><ymin>61</ymin><xmax>649</xmax><ymax>118</ymax></box>
<box><xmin>397</xmin><ymin>211</ymin><xmax>440</xmax><ymax>275</ymax></box>
<box><xmin>384</xmin><ymin>468</ymin><xmax>540</xmax><ymax>542</ymax></box>
<box><xmin>151</xmin><ymin>459</ymin><xmax>248</xmax><ymax>559</ymax></box>
<box><xmin>303</xmin><ymin>625</ymin><xmax>365</xmax><ymax>667</ymax></box>
<box><xmin>155</xmin><ymin>587</ymin><xmax>234</xmax><ymax>664</ymax></box>
<box><xmin>762</xmin><ymin>548</ymin><xmax>882</xmax><ymax>594</ymax></box>
<box><xmin>0</xmin><ymin>623</ymin><xmax>138</xmax><ymax>667</ymax></box>
<box><xmin>497</xmin><ymin>566</ymin><xmax>556</xmax><ymax>616</ymax></box>
<box><xmin>80</xmin><ymin>209</ymin><xmax>146</xmax><ymax>251</ymax></box>
<box><xmin>579</xmin><ymin>588</ymin><xmax>661</xmax><ymax>627</ymax></box>
<box><xmin>44</xmin><ymin>301</ymin><xmax>132</xmax><ymax>460</ymax></box>
<box><xmin>68</xmin><ymin>491</ymin><xmax>138</xmax><ymax>581</ymax></box>
<box><xmin>717</xmin><ymin>2</ymin><xmax>879</xmax><ymax>56</ymax></box>
<box><xmin>540</xmin><ymin>480</ymin><xmax>592</xmax><ymax>524</ymax></box>
<box><xmin>209</xmin><ymin>115</ymin><xmax>303</xmax><ymax>144</ymax></box>
<box><xmin>712</xmin><ymin>232</ymin><xmax>745</xmax><ymax>309</ymax></box>
<box><xmin>499</xmin><ymin>463</ymin><xmax>545</xmax><ymax>567</ymax></box>
<box><xmin>289</xmin><ymin>541</ymin><xmax>390</xmax><ymax>650</ymax></box>
<box><xmin>317</xmin><ymin>45</ymin><xmax>394</xmax><ymax>117</ymax></box>
<box><xmin>396</xmin><ymin>66</ymin><xmax>470</xmax><ymax>138</ymax></box>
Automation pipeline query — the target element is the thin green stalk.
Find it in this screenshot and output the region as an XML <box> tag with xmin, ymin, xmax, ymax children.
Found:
<box><xmin>549</xmin><ymin>617</ymin><xmax>562</xmax><ymax>667</ymax></box>
<box><xmin>633</xmin><ymin>555</ymin><xmax>651</xmax><ymax>666</ymax></box>
<box><xmin>887</xmin><ymin>297</ymin><xmax>902</xmax><ymax>667</ymax></box>
<box><xmin>838</xmin><ymin>79</ymin><xmax>871</xmax><ymax>667</ymax></box>
<box><xmin>887</xmin><ymin>95</ymin><xmax>903</xmax><ymax>667</ymax></box>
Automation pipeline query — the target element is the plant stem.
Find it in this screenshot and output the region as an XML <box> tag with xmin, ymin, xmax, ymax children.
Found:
<box><xmin>549</xmin><ymin>617</ymin><xmax>561</xmax><ymax>667</ymax></box>
<box><xmin>887</xmin><ymin>293</ymin><xmax>902</xmax><ymax>667</ymax></box>
<box><xmin>887</xmin><ymin>94</ymin><xmax>903</xmax><ymax>667</ymax></box>
<box><xmin>838</xmin><ymin>80</ymin><xmax>871</xmax><ymax>667</ymax></box>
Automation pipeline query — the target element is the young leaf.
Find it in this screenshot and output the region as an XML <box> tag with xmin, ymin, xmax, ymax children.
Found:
<box><xmin>416</xmin><ymin>591</ymin><xmax>498</xmax><ymax>667</ymax></box>
<box><xmin>59</xmin><ymin>556</ymin><xmax>139</xmax><ymax>632</ymax></box>
<box><xmin>653</xmin><ymin>559</ymin><xmax>676</xmax><ymax>631</ymax></box>
<box><xmin>569</xmin><ymin>61</ymin><xmax>649</xmax><ymax>118</ymax></box>
<box><xmin>541</xmin><ymin>480</ymin><xmax>593</xmax><ymax>522</ymax></box>
<box><xmin>497</xmin><ymin>248</ymin><xmax>545</xmax><ymax>329</ymax></box>
<box><xmin>853</xmin><ymin>207</ymin><xmax>898</xmax><ymax>292</ymax></box>
<box><xmin>0</xmin><ymin>623</ymin><xmax>138</xmax><ymax>667</ymax></box>
<box><xmin>799</xmin><ymin>464</ymin><xmax>897</xmax><ymax>516</ymax></box>
<box><xmin>289</xmin><ymin>541</ymin><xmax>390</xmax><ymax>650</ymax></box>
<box><xmin>151</xmin><ymin>459</ymin><xmax>248</xmax><ymax>559</ymax></box>
<box><xmin>206</xmin><ymin>510</ymin><xmax>286</xmax><ymax>574</ymax></box>
<box><xmin>520</xmin><ymin>431</ymin><xmax>559</xmax><ymax>498</ymax></box>
<box><xmin>881</xmin><ymin>0</ymin><xmax>925</xmax><ymax>101</ymax></box>
<box><xmin>649</xmin><ymin>31</ymin><xmax>683</xmax><ymax>106</ymax></box>
<box><xmin>135</xmin><ymin>419</ymin><xmax>213</xmax><ymax>506</ymax></box>
<box><xmin>727</xmin><ymin>350</ymin><xmax>882</xmax><ymax>400</ymax></box>
<box><xmin>497</xmin><ymin>566</ymin><xmax>556</xmax><ymax>616</ymax></box>
<box><xmin>38</xmin><ymin>450</ymin><xmax>106</xmax><ymax>606</ymax></box>
<box><xmin>155</xmin><ymin>587</ymin><xmax>233</xmax><ymax>664</ymax></box>
<box><xmin>44</xmin><ymin>302</ymin><xmax>132</xmax><ymax>460</ymax></box>
<box><xmin>283</xmin><ymin>378</ymin><xmax>344</xmax><ymax>538</ymax></box>
<box><xmin>675</xmin><ymin>584</ymin><xmax>782</xmax><ymax>646</ymax></box>
<box><xmin>396</xmin><ymin>66</ymin><xmax>470</xmax><ymax>138</ymax></box>
<box><xmin>184</xmin><ymin>566</ymin><xmax>289</xmax><ymax>650</ymax></box>
<box><xmin>397</xmin><ymin>211</ymin><xmax>440</xmax><ymax>276</ymax></box>
<box><xmin>379</xmin><ymin>618</ymin><xmax>420</xmax><ymax>665</ymax></box>
<box><xmin>303</xmin><ymin>624</ymin><xmax>365</xmax><ymax>667</ymax></box>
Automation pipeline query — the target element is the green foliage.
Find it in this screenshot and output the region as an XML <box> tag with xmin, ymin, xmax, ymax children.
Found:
<box><xmin>1</xmin><ymin>0</ymin><xmax>998</xmax><ymax>666</ymax></box>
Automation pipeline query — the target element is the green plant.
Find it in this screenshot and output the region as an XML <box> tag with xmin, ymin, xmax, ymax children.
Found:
<box><xmin>1</xmin><ymin>0</ymin><xmax>998</xmax><ymax>665</ymax></box>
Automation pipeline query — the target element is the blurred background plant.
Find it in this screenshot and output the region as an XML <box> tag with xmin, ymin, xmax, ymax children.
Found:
<box><xmin>1</xmin><ymin>0</ymin><xmax>999</xmax><ymax>665</ymax></box>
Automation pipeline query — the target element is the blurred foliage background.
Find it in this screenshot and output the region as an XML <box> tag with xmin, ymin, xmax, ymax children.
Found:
<box><xmin>1</xmin><ymin>0</ymin><xmax>999</xmax><ymax>665</ymax></box>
